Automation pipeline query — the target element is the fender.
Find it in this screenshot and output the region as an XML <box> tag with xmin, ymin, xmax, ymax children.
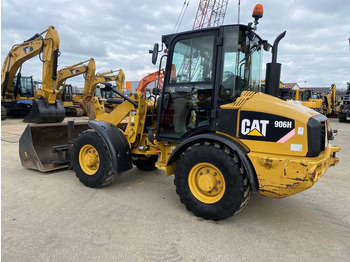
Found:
<box><xmin>167</xmin><ymin>133</ymin><xmax>259</xmax><ymax>193</ymax></box>
<box><xmin>88</xmin><ymin>120</ymin><xmax>133</xmax><ymax>174</ymax></box>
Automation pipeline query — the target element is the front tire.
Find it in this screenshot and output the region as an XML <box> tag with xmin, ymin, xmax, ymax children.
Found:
<box><xmin>72</xmin><ymin>129</ymin><xmax>117</xmax><ymax>188</ymax></box>
<box><xmin>174</xmin><ymin>142</ymin><xmax>251</xmax><ymax>220</ymax></box>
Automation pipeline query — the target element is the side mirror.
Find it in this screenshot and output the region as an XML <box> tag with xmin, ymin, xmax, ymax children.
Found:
<box><xmin>150</xmin><ymin>43</ymin><xmax>159</xmax><ymax>65</ymax></box>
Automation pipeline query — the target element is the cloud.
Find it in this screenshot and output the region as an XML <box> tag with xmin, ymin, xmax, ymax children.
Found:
<box><xmin>1</xmin><ymin>0</ymin><xmax>350</xmax><ymax>89</ymax></box>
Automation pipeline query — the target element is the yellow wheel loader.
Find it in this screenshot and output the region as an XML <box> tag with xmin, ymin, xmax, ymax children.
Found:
<box><xmin>19</xmin><ymin>5</ymin><xmax>340</xmax><ymax>220</ymax></box>
<box><xmin>1</xmin><ymin>26</ymin><xmax>64</xmax><ymax>123</ymax></box>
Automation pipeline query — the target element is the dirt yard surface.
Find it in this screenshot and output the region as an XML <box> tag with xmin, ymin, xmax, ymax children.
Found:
<box><xmin>1</xmin><ymin>117</ymin><xmax>349</xmax><ymax>261</ymax></box>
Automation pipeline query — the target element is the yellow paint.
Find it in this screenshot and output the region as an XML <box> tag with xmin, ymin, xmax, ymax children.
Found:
<box><xmin>248</xmin><ymin>146</ymin><xmax>340</xmax><ymax>198</ymax></box>
<box><xmin>247</xmin><ymin>128</ymin><xmax>263</xmax><ymax>136</ymax></box>
<box><xmin>188</xmin><ymin>163</ymin><xmax>226</xmax><ymax>204</ymax></box>
<box><xmin>79</xmin><ymin>144</ymin><xmax>100</xmax><ymax>175</ymax></box>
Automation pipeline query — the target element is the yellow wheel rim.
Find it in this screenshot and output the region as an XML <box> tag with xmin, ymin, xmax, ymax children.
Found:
<box><xmin>79</xmin><ymin>144</ymin><xmax>100</xmax><ymax>175</ymax></box>
<box><xmin>188</xmin><ymin>163</ymin><xmax>226</xmax><ymax>204</ymax></box>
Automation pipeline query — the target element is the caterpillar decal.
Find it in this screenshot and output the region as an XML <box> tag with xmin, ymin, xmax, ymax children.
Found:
<box><xmin>239</xmin><ymin>111</ymin><xmax>295</xmax><ymax>142</ymax></box>
<box><xmin>23</xmin><ymin>46</ymin><xmax>34</xmax><ymax>54</ymax></box>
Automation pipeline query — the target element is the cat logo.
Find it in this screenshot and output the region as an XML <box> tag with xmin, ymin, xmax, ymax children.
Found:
<box><xmin>241</xmin><ymin>119</ymin><xmax>269</xmax><ymax>137</ymax></box>
<box><xmin>23</xmin><ymin>46</ymin><xmax>34</xmax><ymax>54</ymax></box>
<box><xmin>70</xmin><ymin>69</ymin><xmax>81</xmax><ymax>74</ymax></box>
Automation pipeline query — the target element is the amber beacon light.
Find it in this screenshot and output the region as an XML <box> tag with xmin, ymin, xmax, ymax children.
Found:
<box><xmin>252</xmin><ymin>4</ymin><xmax>264</xmax><ymax>20</ymax></box>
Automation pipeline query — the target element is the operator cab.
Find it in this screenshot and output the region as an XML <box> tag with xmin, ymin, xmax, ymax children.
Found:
<box><xmin>95</xmin><ymin>82</ymin><xmax>114</xmax><ymax>99</ymax></box>
<box><xmin>156</xmin><ymin>25</ymin><xmax>263</xmax><ymax>141</ymax></box>
<box><xmin>58</xmin><ymin>84</ymin><xmax>73</xmax><ymax>102</ymax></box>
<box><xmin>13</xmin><ymin>75</ymin><xmax>35</xmax><ymax>98</ymax></box>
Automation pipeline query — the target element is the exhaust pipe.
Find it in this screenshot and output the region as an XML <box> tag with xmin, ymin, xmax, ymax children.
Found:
<box><xmin>265</xmin><ymin>31</ymin><xmax>286</xmax><ymax>97</ymax></box>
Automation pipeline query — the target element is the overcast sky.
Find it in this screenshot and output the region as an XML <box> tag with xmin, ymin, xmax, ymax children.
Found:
<box><xmin>1</xmin><ymin>0</ymin><xmax>350</xmax><ymax>89</ymax></box>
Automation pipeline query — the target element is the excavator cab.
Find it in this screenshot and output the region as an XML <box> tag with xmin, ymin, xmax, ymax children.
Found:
<box><xmin>56</xmin><ymin>84</ymin><xmax>74</xmax><ymax>102</ymax></box>
<box><xmin>13</xmin><ymin>75</ymin><xmax>35</xmax><ymax>98</ymax></box>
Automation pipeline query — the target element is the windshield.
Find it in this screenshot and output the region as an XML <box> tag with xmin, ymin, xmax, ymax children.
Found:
<box><xmin>311</xmin><ymin>92</ymin><xmax>321</xmax><ymax>99</ymax></box>
<box><xmin>301</xmin><ymin>91</ymin><xmax>311</xmax><ymax>101</ymax></box>
<box><xmin>169</xmin><ymin>35</ymin><xmax>214</xmax><ymax>83</ymax></box>
<box><xmin>13</xmin><ymin>76</ymin><xmax>34</xmax><ymax>97</ymax></box>
<box><xmin>219</xmin><ymin>26</ymin><xmax>262</xmax><ymax>102</ymax></box>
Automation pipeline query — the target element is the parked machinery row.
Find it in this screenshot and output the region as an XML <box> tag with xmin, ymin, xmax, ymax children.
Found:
<box><xmin>1</xmin><ymin>26</ymin><xmax>125</xmax><ymax>122</ymax></box>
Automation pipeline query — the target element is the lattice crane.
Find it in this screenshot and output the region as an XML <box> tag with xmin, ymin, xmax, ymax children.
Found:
<box><xmin>193</xmin><ymin>0</ymin><xmax>229</xmax><ymax>30</ymax></box>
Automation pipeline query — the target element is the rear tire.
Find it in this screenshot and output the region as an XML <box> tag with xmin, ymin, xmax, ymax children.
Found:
<box><xmin>72</xmin><ymin>129</ymin><xmax>117</xmax><ymax>188</ymax></box>
<box><xmin>132</xmin><ymin>155</ymin><xmax>158</xmax><ymax>171</ymax></box>
<box><xmin>1</xmin><ymin>106</ymin><xmax>7</xmax><ymax>120</ymax></box>
<box><xmin>339</xmin><ymin>115</ymin><xmax>346</xmax><ymax>122</ymax></box>
<box><xmin>174</xmin><ymin>142</ymin><xmax>251</xmax><ymax>220</ymax></box>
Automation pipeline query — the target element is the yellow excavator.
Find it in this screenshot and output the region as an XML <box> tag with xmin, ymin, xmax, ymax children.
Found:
<box><xmin>81</xmin><ymin>69</ymin><xmax>125</xmax><ymax>119</ymax></box>
<box><xmin>1</xmin><ymin>75</ymin><xmax>36</xmax><ymax>119</ymax></box>
<box><xmin>55</xmin><ymin>58</ymin><xmax>96</xmax><ymax>116</ymax></box>
<box><xmin>322</xmin><ymin>84</ymin><xmax>338</xmax><ymax>116</ymax></box>
<box><xmin>299</xmin><ymin>89</ymin><xmax>323</xmax><ymax>112</ymax></box>
<box><xmin>19</xmin><ymin>5</ymin><xmax>340</xmax><ymax>220</ymax></box>
<box><xmin>1</xmin><ymin>26</ymin><xmax>65</xmax><ymax>123</ymax></box>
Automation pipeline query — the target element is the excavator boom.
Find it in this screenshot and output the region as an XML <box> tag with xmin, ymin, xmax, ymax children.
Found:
<box><xmin>1</xmin><ymin>26</ymin><xmax>66</xmax><ymax>123</ymax></box>
<box><xmin>1</xmin><ymin>28</ymin><xmax>49</xmax><ymax>99</ymax></box>
<box><xmin>83</xmin><ymin>69</ymin><xmax>125</xmax><ymax>119</ymax></box>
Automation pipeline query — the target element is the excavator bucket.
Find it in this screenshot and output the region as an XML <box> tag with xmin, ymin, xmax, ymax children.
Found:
<box><xmin>19</xmin><ymin>121</ymin><xmax>89</xmax><ymax>172</ymax></box>
<box><xmin>23</xmin><ymin>97</ymin><xmax>66</xmax><ymax>123</ymax></box>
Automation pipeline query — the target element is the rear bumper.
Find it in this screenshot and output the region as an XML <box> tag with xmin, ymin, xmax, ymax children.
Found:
<box><xmin>248</xmin><ymin>146</ymin><xmax>340</xmax><ymax>198</ymax></box>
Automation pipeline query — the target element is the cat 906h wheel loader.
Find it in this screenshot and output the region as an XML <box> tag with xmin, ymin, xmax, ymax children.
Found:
<box><xmin>19</xmin><ymin>5</ymin><xmax>340</xmax><ymax>220</ymax></box>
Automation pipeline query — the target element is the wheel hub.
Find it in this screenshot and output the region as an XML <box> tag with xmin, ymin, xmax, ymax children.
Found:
<box><xmin>188</xmin><ymin>163</ymin><xmax>226</xmax><ymax>204</ymax></box>
<box><xmin>198</xmin><ymin>174</ymin><xmax>216</xmax><ymax>191</ymax></box>
<box><xmin>84</xmin><ymin>151</ymin><xmax>98</xmax><ymax>167</ymax></box>
<box><xmin>79</xmin><ymin>144</ymin><xmax>100</xmax><ymax>175</ymax></box>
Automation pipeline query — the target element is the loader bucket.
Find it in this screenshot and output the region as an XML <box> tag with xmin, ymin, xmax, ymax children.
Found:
<box><xmin>23</xmin><ymin>97</ymin><xmax>66</xmax><ymax>123</ymax></box>
<box><xmin>19</xmin><ymin>121</ymin><xmax>90</xmax><ymax>172</ymax></box>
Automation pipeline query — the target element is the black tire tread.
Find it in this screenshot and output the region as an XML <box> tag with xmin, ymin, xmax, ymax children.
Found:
<box><xmin>72</xmin><ymin>129</ymin><xmax>117</xmax><ymax>188</ymax></box>
<box><xmin>1</xmin><ymin>106</ymin><xmax>7</xmax><ymax>120</ymax></box>
<box><xmin>174</xmin><ymin>142</ymin><xmax>251</xmax><ymax>220</ymax></box>
<box><xmin>339</xmin><ymin>116</ymin><xmax>346</xmax><ymax>122</ymax></box>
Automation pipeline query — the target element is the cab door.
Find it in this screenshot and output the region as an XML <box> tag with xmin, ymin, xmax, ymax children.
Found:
<box><xmin>157</xmin><ymin>30</ymin><xmax>218</xmax><ymax>141</ymax></box>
